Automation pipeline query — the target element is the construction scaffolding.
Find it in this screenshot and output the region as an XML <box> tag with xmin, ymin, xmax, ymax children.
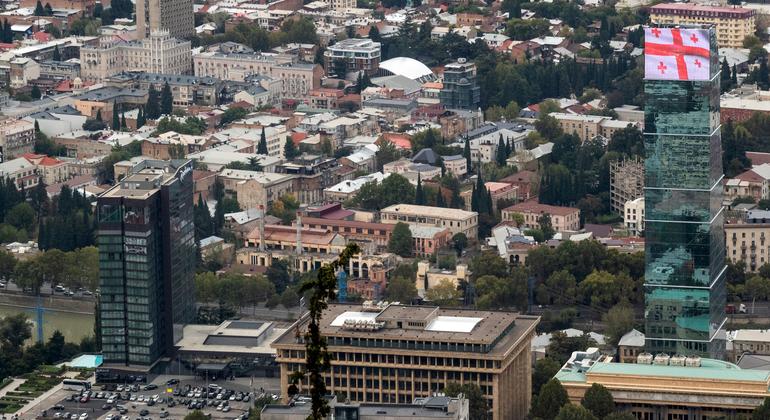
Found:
<box><xmin>610</xmin><ymin>156</ymin><xmax>644</xmax><ymax>216</ymax></box>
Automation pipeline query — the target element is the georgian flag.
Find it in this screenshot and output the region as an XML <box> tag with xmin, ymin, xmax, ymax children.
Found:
<box><xmin>644</xmin><ymin>27</ymin><xmax>711</xmax><ymax>81</ymax></box>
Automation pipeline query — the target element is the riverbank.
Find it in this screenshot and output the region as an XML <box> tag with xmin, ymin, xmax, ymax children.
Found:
<box><xmin>0</xmin><ymin>292</ymin><xmax>94</xmax><ymax>315</ymax></box>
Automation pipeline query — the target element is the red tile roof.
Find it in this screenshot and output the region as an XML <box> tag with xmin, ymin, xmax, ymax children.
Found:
<box><xmin>747</xmin><ymin>152</ymin><xmax>770</xmax><ymax>166</ymax></box>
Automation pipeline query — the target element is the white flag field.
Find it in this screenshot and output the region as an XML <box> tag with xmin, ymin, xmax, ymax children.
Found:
<box><xmin>644</xmin><ymin>27</ymin><xmax>711</xmax><ymax>81</ymax></box>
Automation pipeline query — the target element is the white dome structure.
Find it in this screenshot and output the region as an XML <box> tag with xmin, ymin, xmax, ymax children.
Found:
<box><xmin>379</xmin><ymin>57</ymin><xmax>437</xmax><ymax>83</ymax></box>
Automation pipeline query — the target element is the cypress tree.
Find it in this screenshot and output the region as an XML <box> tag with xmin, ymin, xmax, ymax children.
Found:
<box><xmin>145</xmin><ymin>84</ymin><xmax>160</xmax><ymax>119</ymax></box>
<box><xmin>44</xmin><ymin>2</ymin><xmax>52</xmax><ymax>15</ymax></box>
<box><xmin>52</xmin><ymin>45</ymin><xmax>61</xmax><ymax>61</ymax></box>
<box><xmin>470</xmin><ymin>184</ymin><xmax>478</xmax><ymax>212</ymax></box>
<box><xmin>34</xmin><ymin>0</ymin><xmax>45</xmax><ymax>16</ymax></box>
<box><xmin>496</xmin><ymin>133</ymin><xmax>507</xmax><ymax>166</ymax></box>
<box><xmin>415</xmin><ymin>173</ymin><xmax>425</xmax><ymax>205</ymax></box>
<box><xmin>95</xmin><ymin>109</ymin><xmax>102</xmax><ymax>121</ymax></box>
<box><xmin>258</xmin><ymin>128</ymin><xmax>268</xmax><ymax>154</ymax></box>
<box><xmin>435</xmin><ymin>187</ymin><xmax>446</xmax><ymax>207</ymax></box>
<box><xmin>112</xmin><ymin>102</ymin><xmax>120</xmax><ymax>130</ymax></box>
<box><xmin>464</xmin><ymin>137</ymin><xmax>471</xmax><ymax>174</ymax></box>
<box><xmin>160</xmin><ymin>81</ymin><xmax>173</xmax><ymax>115</ymax></box>
<box><xmin>121</xmin><ymin>111</ymin><xmax>127</xmax><ymax>130</ymax></box>
<box><xmin>38</xmin><ymin>219</ymin><xmax>46</xmax><ymax>250</ymax></box>
<box><xmin>137</xmin><ymin>107</ymin><xmax>145</xmax><ymax>128</ymax></box>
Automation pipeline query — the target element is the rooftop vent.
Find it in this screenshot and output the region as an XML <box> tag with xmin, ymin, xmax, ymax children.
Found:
<box><xmin>653</xmin><ymin>353</ymin><xmax>670</xmax><ymax>366</ymax></box>
<box><xmin>636</xmin><ymin>352</ymin><xmax>653</xmax><ymax>365</ymax></box>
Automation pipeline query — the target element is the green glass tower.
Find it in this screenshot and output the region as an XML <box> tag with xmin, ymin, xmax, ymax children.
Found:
<box><xmin>643</xmin><ymin>26</ymin><xmax>726</xmax><ymax>357</ymax></box>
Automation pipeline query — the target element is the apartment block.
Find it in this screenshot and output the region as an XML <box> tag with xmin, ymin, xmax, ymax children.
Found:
<box><xmin>650</xmin><ymin>3</ymin><xmax>755</xmax><ymax>48</ymax></box>
<box><xmin>725</xmin><ymin>210</ymin><xmax>770</xmax><ymax>272</ymax></box>
<box><xmin>609</xmin><ymin>157</ymin><xmax>644</xmax><ymax>216</ymax></box>
<box><xmin>217</xmin><ymin>169</ymin><xmax>295</xmax><ymax>210</ymax></box>
<box><xmin>136</xmin><ymin>0</ymin><xmax>194</xmax><ymax>39</ymax></box>
<box><xmin>80</xmin><ymin>31</ymin><xmax>192</xmax><ymax>81</ymax></box>
<box><xmin>623</xmin><ymin>197</ymin><xmax>644</xmax><ymax>235</ymax></box>
<box><xmin>501</xmin><ymin>200</ymin><xmax>580</xmax><ymax>232</ymax></box>
<box><xmin>323</xmin><ymin>38</ymin><xmax>381</xmax><ymax>76</ymax></box>
<box><xmin>380</xmin><ymin>204</ymin><xmax>479</xmax><ymax>239</ymax></box>
<box><xmin>0</xmin><ymin>118</ymin><xmax>35</xmax><ymax>160</ymax></box>
<box><xmin>272</xmin><ymin>303</ymin><xmax>539</xmax><ymax>420</ymax></box>
<box><xmin>550</xmin><ymin>112</ymin><xmax>638</xmax><ymax>143</ymax></box>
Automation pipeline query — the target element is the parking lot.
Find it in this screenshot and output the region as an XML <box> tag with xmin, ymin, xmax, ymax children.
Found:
<box><xmin>36</xmin><ymin>378</ymin><xmax>276</xmax><ymax>420</ymax></box>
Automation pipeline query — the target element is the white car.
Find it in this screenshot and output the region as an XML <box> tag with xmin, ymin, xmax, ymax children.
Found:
<box><xmin>79</xmin><ymin>414</ymin><xmax>89</xmax><ymax>420</ymax></box>
<box><xmin>107</xmin><ymin>398</ymin><xmax>115</xmax><ymax>404</ymax></box>
<box><xmin>105</xmin><ymin>415</ymin><xmax>115</xmax><ymax>420</ymax></box>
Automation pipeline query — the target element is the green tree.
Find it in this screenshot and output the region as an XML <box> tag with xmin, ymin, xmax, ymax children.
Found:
<box><xmin>145</xmin><ymin>84</ymin><xmax>160</xmax><ymax>119</ymax></box>
<box><xmin>289</xmin><ymin>244</ymin><xmax>360</xmax><ymax>418</ymax></box>
<box><xmin>444</xmin><ymin>383</ymin><xmax>489</xmax><ymax>420</ymax></box>
<box><xmin>44</xmin><ymin>2</ymin><xmax>52</xmax><ymax>15</ymax></box>
<box><xmin>538</xmin><ymin>213</ymin><xmax>555</xmax><ymax>240</ymax></box>
<box><xmin>531</xmin><ymin>379</ymin><xmax>569</xmax><ymax>420</ymax></box>
<box><xmin>452</xmin><ymin>232</ymin><xmax>467</xmax><ymax>256</ymax></box>
<box><xmin>555</xmin><ymin>404</ymin><xmax>598</xmax><ymax>420</ymax></box>
<box><xmin>45</xmin><ymin>330</ymin><xmax>66</xmax><ymax>363</ymax></box>
<box><xmin>0</xmin><ymin>250</ymin><xmax>16</xmax><ymax>281</ymax></box>
<box><xmin>506</xmin><ymin>18</ymin><xmax>550</xmax><ymax>40</ymax></box>
<box><xmin>537</xmin><ymin>270</ymin><xmax>577</xmax><ymax>305</ymax></box>
<box><xmin>470</xmin><ymin>251</ymin><xmax>508</xmax><ymax>279</ymax></box>
<box><xmin>284</xmin><ymin>137</ymin><xmax>299</xmax><ymax>159</ymax></box>
<box><xmin>603</xmin><ymin>414</ymin><xmax>635</xmax><ymax>420</ymax></box>
<box><xmin>0</xmin><ymin>313</ymin><xmax>31</xmax><ymax>355</ymax></box>
<box><xmin>375</xmin><ymin>139</ymin><xmax>399</xmax><ymax>171</ymax></box>
<box><xmin>533</xmin><ymin>357</ymin><xmax>560</xmax><ymax>396</ymax></box>
<box><xmin>475</xmin><ymin>272</ymin><xmax>528</xmax><ymax>310</ymax></box>
<box><xmin>34</xmin><ymin>0</ymin><xmax>45</xmax><ymax>15</ymax></box>
<box><xmin>112</xmin><ymin>102</ymin><xmax>120</xmax><ymax>130</ymax></box>
<box><xmin>415</xmin><ymin>173</ymin><xmax>425</xmax><ymax>205</ymax></box>
<box><xmin>385</xmin><ymin>276</ymin><xmax>417</xmax><ymax>303</ymax></box>
<box><xmin>219</xmin><ymin>107</ymin><xmax>248</xmax><ymax>126</ymax></box>
<box><xmin>509</xmin><ymin>212</ymin><xmax>525</xmax><ymax>227</ymax></box>
<box><xmin>602</xmin><ymin>304</ymin><xmax>635</xmax><ymax>347</ymax></box>
<box><xmin>496</xmin><ymin>133</ymin><xmax>508</xmax><ymax>165</ymax></box>
<box><xmin>258</xmin><ymin>128</ymin><xmax>268</xmax><ymax>155</ymax></box>
<box><xmin>581</xmin><ymin>383</ymin><xmax>615</xmax><ymax>419</ymax></box>
<box><xmin>184</xmin><ymin>411</ymin><xmax>209</xmax><ymax>420</ymax></box>
<box><xmin>425</xmin><ymin>279</ymin><xmax>461</xmax><ymax>307</ymax></box>
<box><xmin>136</xmin><ymin>106</ymin><xmax>146</xmax><ymax>128</ymax></box>
<box><xmin>535</xmin><ymin>114</ymin><xmax>563</xmax><ymax>141</ymax></box>
<box><xmin>753</xmin><ymin>397</ymin><xmax>770</xmax><ymax>420</ymax></box>
<box><xmin>161</xmin><ymin>81</ymin><xmax>173</xmax><ymax>115</ymax></box>
<box><xmin>31</xmin><ymin>85</ymin><xmax>41</xmax><ymax>100</ymax></box>
<box><xmin>5</xmin><ymin>202</ymin><xmax>36</xmax><ymax>232</ymax></box>
<box><xmin>547</xmin><ymin>331</ymin><xmax>598</xmax><ymax>365</ymax></box>
<box><xmin>388</xmin><ymin>222</ymin><xmax>412</xmax><ymax>257</ymax></box>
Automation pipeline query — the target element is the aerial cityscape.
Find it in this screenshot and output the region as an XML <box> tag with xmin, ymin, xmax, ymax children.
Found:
<box><xmin>3</xmin><ymin>0</ymin><xmax>770</xmax><ymax>418</ymax></box>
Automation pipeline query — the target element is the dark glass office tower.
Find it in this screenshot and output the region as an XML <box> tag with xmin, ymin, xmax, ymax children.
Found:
<box><xmin>97</xmin><ymin>159</ymin><xmax>196</xmax><ymax>367</ymax></box>
<box><xmin>643</xmin><ymin>27</ymin><xmax>726</xmax><ymax>357</ymax></box>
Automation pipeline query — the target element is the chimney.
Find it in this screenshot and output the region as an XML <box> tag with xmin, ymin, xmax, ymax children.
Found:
<box><xmin>296</xmin><ymin>211</ymin><xmax>302</xmax><ymax>255</ymax></box>
<box><xmin>258</xmin><ymin>204</ymin><xmax>266</xmax><ymax>251</ymax></box>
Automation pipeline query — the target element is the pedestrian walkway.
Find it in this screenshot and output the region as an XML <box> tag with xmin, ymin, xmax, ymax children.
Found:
<box><xmin>14</xmin><ymin>382</ymin><xmax>63</xmax><ymax>418</ymax></box>
<box><xmin>0</xmin><ymin>378</ymin><xmax>26</xmax><ymax>400</ymax></box>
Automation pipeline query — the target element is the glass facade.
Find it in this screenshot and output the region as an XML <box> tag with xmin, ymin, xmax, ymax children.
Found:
<box><xmin>97</xmin><ymin>160</ymin><xmax>195</xmax><ymax>366</ymax></box>
<box><xmin>643</xmin><ymin>27</ymin><xmax>726</xmax><ymax>357</ymax></box>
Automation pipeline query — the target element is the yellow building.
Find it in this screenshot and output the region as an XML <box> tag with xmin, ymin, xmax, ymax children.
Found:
<box><xmin>272</xmin><ymin>303</ymin><xmax>539</xmax><ymax>420</ymax></box>
<box><xmin>379</xmin><ymin>204</ymin><xmax>479</xmax><ymax>239</ymax></box>
<box><xmin>724</xmin><ymin>211</ymin><xmax>770</xmax><ymax>272</ymax></box>
<box><xmin>650</xmin><ymin>3</ymin><xmax>756</xmax><ymax>48</ymax></box>
<box><xmin>557</xmin><ymin>348</ymin><xmax>770</xmax><ymax>419</ymax></box>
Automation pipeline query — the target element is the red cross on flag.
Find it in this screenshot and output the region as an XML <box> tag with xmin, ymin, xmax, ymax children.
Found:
<box><xmin>644</xmin><ymin>27</ymin><xmax>711</xmax><ymax>81</ymax></box>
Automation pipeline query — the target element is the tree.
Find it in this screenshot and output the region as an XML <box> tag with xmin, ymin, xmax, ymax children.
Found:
<box><xmin>555</xmin><ymin>404</ymin><xmax>598</xmax><ymax>420</ymax></box>
<box><xmin>464</xmin><ymin>137</ymin><xmax>472</xmax><ymax>173</ymax></box>
<box><xmin>444</xmin><ymin>383</ymin><xmax>489</xmax><ymax>420</ymax></box>
<box><xmin>44</xmin><ymin>2</ymin><xmax>52</xmax><ymax>15</ymax></box>
<box><xmin>425</xmin><ymin>279</ymin><xmax>461</xmax><ymax>307</ymax></box>
<box><xmin>34</xmin><ymin>0</ymin><xmax>45</xmax><ymax>15</ymax></box>
<box><xmin>581</xmin><ymin>383</ymin><xmax>615</xmax><ymax>419</ymax></box>
<box><xmin>604</xmin><ymin>414</ymin><xmax>636</xmax><ymax>420</ymax></box>
<box><xmin>496</xmin><ymin>133</ymin><xmax>508</xmax><ymax>165</ymax></box>
<box><xmin>535</xmin><ymin>114</ymin><xmax>563</xmax><ymax>141</ymax></box>
<box><xmin>538</xmin><ymin>213</ymin><xmax>556</xmax><ymax>240</ymax></box>
<box><xmin>289</xmin><ymin>244</ymin><xmax>360</xmax><ymax>418</ymax></box>
<box><xmin>415</xmin><ymin>173</ymin><xmax>425</xmax><ymax>205</ymax></box>
<box><xmin>388</xmin><ymin>222</ymin><xmax>412</xmax><ymax>257</ymax></box>
<box><xmin>284</xmin><ymin>137</ymin><xmax>299</xmax><ymax>160</ymax></box>
<box><xmin>31</xmin><ymin>85</ymin><xmax>41</xmax><ymax>100</ymax></box>
<box><xmin>219</xmin><ymin>107</ymin><xmax>248</xmax><ymax>126</ymax></box>
<box><xmin>0</xmin><ymin>313</ymin><xmax>32</xmax><ymax>355</ymax></box>
<box><xmin>754</xmin><ymin>397</ymin><xmax>770</xmax><ymax>420</ymax></box>
<box><xmin>136</xmin><ymin>107</ymin><xmax>145</xmax><ymax>128</ymax></box>
<box><xmin>5</xmin><ymin>202</ymin><xmax>36</xmax><ymax>232</ymax></box>
<box><xmin>602</xmin><ymin>304</ymin><xmax>635</xmax><ymax>347</ymax></box>
<box><xmin>184</xmin><ymin>411</ymin><xmax>209</xmax><ymax>420</ymax></box>
<box><xmin>375</xmin><ymin>139</ymin><xmax>399</xmax><ymax>171</ymax></box>
<box><xmin>0</xmin><ymin>250</ymin><xmax>16</xmax><ymax>281</ymax></box>
<box><xmin>112</xmin><ymin>102</ymin><xmax>120</xmax><ymax>130</ymax></box>
<box><xmin>333</xmin><ymin>59</ymin><xmax>347</xmax><ymax>78</ymax></box>
<box><xmin>161</xmin><ymin>82</ymin><xmax>173</xmax><ymax>115</ymax></box>
<box><xmin>121</xmin><ymin>111</ymin><xmax>127</xmax><ymax>130</ymax></box>
<box><xmin>45</xmin><ymin>330</ymin><xmax>65</xmax><ymax>363</ymax></box>
<box><xmin>452</xmin><ymin>232</ymin><xmax>467</xmax><ymax>256</ymax></box>
<box><xmin>509</xmin><ymin>212</ymin><xmax>525</xmax><ymax>227</ymax></box>
<box><xmin>531</xmin><ymin>379</ymin><xmax>569</xmax><ymax>420</ymax></box>
<box><xmin>533</xmin><ymin>357</ymin><xmax>560</xmax><ymax>396</ymax></box>
<box><xmin>258</xmin><ymin>128</ymin><xmax>268</xmax><ymax>155</ymax></box>
<box><xmin>547</xmin><ymin>331</ymin><xmax>598</xmax><ymax>365</ymax></box>
<box><xmin>145</xmin><ymin>84</ymin><xmax>160</xmax><ymax>120</ymax></box>
<box><xmin>385</xmin><ymin>276</ymin><xmax>417</xmax><ymax>303</ymax></box>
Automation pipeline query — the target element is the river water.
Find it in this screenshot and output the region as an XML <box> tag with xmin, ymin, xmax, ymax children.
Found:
<box><xmin>0</xmin><ymin>303</ymin><xmax>95</xmax><ymax>344</ymax></box>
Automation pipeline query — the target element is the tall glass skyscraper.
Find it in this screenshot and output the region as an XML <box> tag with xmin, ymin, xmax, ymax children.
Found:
<box><xmin>643</xmin><ymin>26</ymin><xmax>726</xmax><ymax>357</ymax></box>
<box><xmin>97</xmin><ymin>159</ymin><xmax>196</xmax><ymax>368</ymax></box>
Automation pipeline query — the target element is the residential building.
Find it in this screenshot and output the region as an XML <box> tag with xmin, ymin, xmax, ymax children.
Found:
<box><xmin>724</xmin><ymin>210</ymin><xmax>770</xmax><ymax>272</ymax></box>
<box><xmin>0</xmin><ymin>118</ymin><xmax>35</xmax><ymax>160</ymax></box>
<box><xmin>499</xmin><ymin>170</ymin><xmax>537</xmax><ymax>202</ymax></box>
<box><xmin>136</xmin><ymin>0</ymin><xmax>194</xmax><ymax>39</ymax></box>
<box><xmin>186</xmin><ymin>147</ymin><xmax>281</xmax><ymax>172</ymax></box>
<box><xmin>272</xmin><ymin>302</ymin><xmax>539</xmax><ymax>420</ymax></box>
<box><xmin>96</xmin><ymin>159</ymin><xmax>196</xmax><ymax>368</ymax></box>
<box><xmin>501</xmin><ymin>201</ymin><xmax>580</xmax><ymax>232</ymax></box>
<box><xmin>617</xmin><ymin>329</ymin><xmax>646</xmax><ymax>363</ymax></box>
<box><xmin>442</xmin><ymin>155</ymin><xmax>467</xmax><ymax>177</ymax></box>
<box><xmin>0</xmin><ymin>156</ymin><xmax>39</xmax><ymax>189</ymax></box>
<box><xmin>550</xmin><ymin>112</ymin><xmax>637</xmax><ymax>143</ymax></box>
<box><xmin>105</xmin><ymin>73</ymin><xmax>222</xmax><ymax>107</ymax></box>
<box><xmin>380</xmin><ymin>204</ymin><xmax>479</xmax><ymax>239</ymax></box>
<box><xmin>609</xmin><ymin>157</ymin><xmax>644</xmax><ymax>216</ymax></box>
<box><xmin>415</xmin><ymin>260</ymin><xmax>469</xmax><ymax>295</ymax></box>
<box><xmin>262</xmin><ymin>394</ymin><xmax>468</xmax><ymax>420</ymax></box>
<box><xmin>324</xmin><ymin>172</ymin><xmax>389</xmax><ymax>203</ymax></box>
<box><xmin>460</xmin><ymin>182</ymin><xmax>518</xmax><ymax>212</ymax></box>
<box><xmin>383</xmin><ymin>158</ymin><xmax>442</xmax><ymax>184</ymax></box>
<box><xmin>23</xmin><ymin>153</ymin><xmax>68</xmax><ymax>185</ymax></box>
<box><xmin>410</xmin><ymin>226</ymin><xmax>452</xmax><ymax>258</ymax></box>
<box><xmin>556</xmin><ymin>348</ymin><xmax>770</xmax><ymax>419</ymax></box>
<box><xmin>141</xmin><ymin>132</ymin><xmax>208</xmax><ymax>161</ymax></box>
<box><xmin>725</xmin><ymin>164</ymin><xmax>770</xmax><ymax>202</ymax></box>
<box><xmin>276</xmin><ymin>154</ymin><xmax>350</xmax><ymax>204</ymax></box>
<box><xmin>650</xmin><ymin>3</ymin><xmax>755</xmax><ymax>48</ymax></box>
<box><xmin>643</xmin><ymin>27</ymin><xmax>725</xmax><ymax>357</ymax></box>
<box><xmin>193</xmin><ymin>51</ymin><xmax>294</xmax><ymax>81</ymax></box>
<box><xmin>217</xmin><ymin>169</ymin><xmax>295</xmax><ymax>209</ymax></box>
<box><xmin>439</xmin><ymin>58</ymin><xmax>480</xmax><ymax>110</ymax></box>
<box><xmin>729</xmin><ymin>329</ymin><xmax>770</xmax><ymax>362</ymax></box>
<box><xmin>324</xmin><ymin>38</ymin><xmax>381</xmax><ymax>76</ymax></box>
<box><xmin>80</xmin><ymin>31</ymin><xmax>192</xmax><ymax>81</ymax></box>
<box><xmin>300</xmin><ymin>216</ymin><xmax>394</xmax><ymax>252</ymax></box>
<box><xmin>623</xmin><ymin>197</ymin><xmax>644</xmax><ymax>235</ymax></box>
<box><xmin>24</xmin><ymin>106</ymin><xmax>88</xmax><ymax>138</ymax></box>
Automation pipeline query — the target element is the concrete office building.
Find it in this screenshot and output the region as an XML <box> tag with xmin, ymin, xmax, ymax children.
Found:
<box><xmin>557</xmin><ymin>348</ymin><xmax>770</xmax><ymax>419</ymax></box>
<box><xmin>272</xmin><ymin>303</ymin><xmax>539</xmax><ymax>420</ymax></box>
<box><xmin>97</xmin><ymin>159</ymin><xmax>196</xmax><ymax>369</ymax></box>
<box><xmin>136</xmin><ymin>0</ymin><xmax>194</xmax><ymax>40</ymax></box>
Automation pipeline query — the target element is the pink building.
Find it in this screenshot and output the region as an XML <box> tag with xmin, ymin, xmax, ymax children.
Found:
<box><xmin>410</xmin><ymin>225</ymin><xmax>452</xmax><ymax>257</ymax></box>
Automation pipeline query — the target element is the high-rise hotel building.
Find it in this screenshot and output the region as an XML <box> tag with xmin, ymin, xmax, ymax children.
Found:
<box><xmin>643</xmin><ymin>26</ymin><xmax>726</xmax><ymax>357</ymax></box>
<box><xmin>97</xmin><ymin>159</ymin><xmax>196</xmax><ymax>368</ymax></box>
<box><xmin>272</xmin><ymin>303</ymin><xmax>538</xmax><ymax>420</ymax></box>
